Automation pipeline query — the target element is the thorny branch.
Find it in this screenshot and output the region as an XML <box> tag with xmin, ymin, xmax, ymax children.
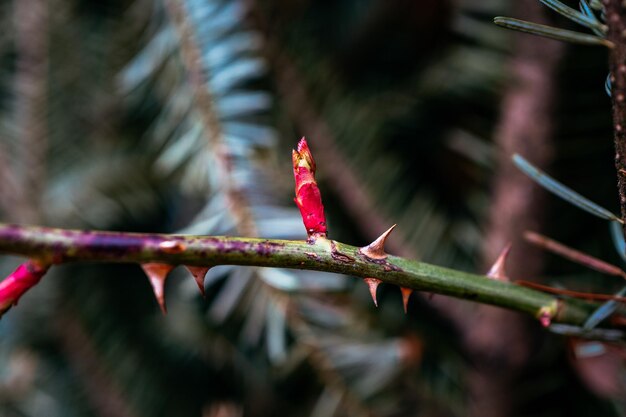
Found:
<box><xmin>0</xmin><ymin>222</ymin><xmax>606</xmax><ymax>329</ymax></box>
<box><xmin>0</xmin><ymin>138</ymin><xmax>623</xmax><ymax>339</ymax></box>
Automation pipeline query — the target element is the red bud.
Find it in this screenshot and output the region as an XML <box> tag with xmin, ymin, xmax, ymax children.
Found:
<box><xmin>0</xmin><ymin>260</ymin><xmax>50</xmax><ymax>316</ymax></box>
<box><xmin>293</xmin><ymin>138</ymin><xmax>327</xmax><ymax>239</ymax></box>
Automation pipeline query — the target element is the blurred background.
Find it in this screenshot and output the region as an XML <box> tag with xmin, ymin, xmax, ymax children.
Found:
<box><xmin>0</xmin><ymin>0</ymin><xmax>625</xmax><ymax>416</ymax></box>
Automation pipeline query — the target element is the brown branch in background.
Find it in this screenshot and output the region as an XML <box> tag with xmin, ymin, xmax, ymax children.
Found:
<box><xmin>483</xmin><ymin>7</ymin><xmax>562</xmax><ymax>288</ymax></box>
<box><xmin>605</xmin><ymin>0</ymin><xmax>626</xmax><ymax>235</ymax></box>
<box><xmin>12</xmin><ymin>0</ymin><xmax>49</xmax><ymax>223</ymax></box>
<box><xmin>516</xmin><ymin>280</ymin><xmax>626</xmax><ymax>302</ymax></box>
<box><xmin>0</xmin><ymin>142</ymin><xmax>22</xmax><ymax>217</ymax></box>
<box><xmin>524</xmin><ymin>231</ymin><xmax>626</xmax><ymax>279</ymax></box>
<box><xmin>469</xmin><ymin>1</ymin><xmax>564</xmax><ymax>416</ymax></box>
<box><xmin>56</xmin><ymin>309</ymin><xmax>138</xmax><ymax>417</ymax></box>
<box><xmin>163</xmin><ymin>0</ymin><xmax>258</xmax><ymax>237</ymax></box>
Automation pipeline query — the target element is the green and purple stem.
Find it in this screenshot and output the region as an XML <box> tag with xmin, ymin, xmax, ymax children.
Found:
<box><xmin>0</xmin><ymin>138</ymin><xmax>619</xmax><ymax>333</ymax></box>
<box><xmin>0</xmin><ymin>221</ymin><xmax>600</xmax><ymax>327</ymax></box>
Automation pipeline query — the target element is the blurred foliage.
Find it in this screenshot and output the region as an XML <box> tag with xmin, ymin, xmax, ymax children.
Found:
<box><xmin>0</xmin><ymin>0</ymin><xmax>624</xmax><ymax>416</ymax></box>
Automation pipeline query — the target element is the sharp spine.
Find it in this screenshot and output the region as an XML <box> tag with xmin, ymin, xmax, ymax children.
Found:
<box><xmin>141</xmin><ymin>263</ymin><xmax>174</xmax><ymax>314</ymax></box>
<box><xmin>185</xmin><ymin>266</ymin><xmax>210</xmax><ymax>297</ymax></box>
<box><xmin>363</xmin><ymin>278</ymin><xmax>382</xmax><ymax>306</ymax></box>
<box><xmin>400</xmin><ymin>287</ymin><xmax>413</xmax><ymax>314</ymax></box>
<box><xmin>360</xmin><ymin>224</ymin><xmax>396</xmax><ymax>260</ymax></box>
<box><xmin>486</xmin><ymin>243</ymin><xmax>512</xmax><ymax>282</ymax></box>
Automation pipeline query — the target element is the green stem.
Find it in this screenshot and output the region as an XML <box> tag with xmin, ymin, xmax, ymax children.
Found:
<box><xmin>0</xmin><ymin>222</ymin><xmax>601</xmax><ymax>327</ymax></box>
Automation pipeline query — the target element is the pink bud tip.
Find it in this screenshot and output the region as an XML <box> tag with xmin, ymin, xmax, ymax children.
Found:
<box><xmin>293</xmin><ymin>137</ymin><xmax>327</xmax><ymax>239</ymax></box>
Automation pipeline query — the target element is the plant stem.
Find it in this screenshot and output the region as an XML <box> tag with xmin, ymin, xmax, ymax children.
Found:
<box><xmin>606</xmin><ymin>0</ymin><xmax>626</xmax><ymax>230</ymax></box>
<box><xmin>0</xmin><ymin>222</ymin><xmax>601</xmax><ymax>327</ymax></box>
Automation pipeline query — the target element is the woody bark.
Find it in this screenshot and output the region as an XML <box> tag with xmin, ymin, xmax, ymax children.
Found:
<box><xmin>605</xmin><ymin>0</ymin><xmax>626</xmax><ymax>232</ymax></box>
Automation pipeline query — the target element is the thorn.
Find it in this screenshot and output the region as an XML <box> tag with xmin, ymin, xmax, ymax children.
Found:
<box><xmin>363</xmin><ymin>278</ymin><xmax>382</xmax><ymax>307</ymax></box>
<box><xmin>360</xmin><ymin>224</ymin><xmax>396</xmax><ymax>260</ymax></box>
<box><xmin>141</xmin><ymin>263</ymin><xmax>174</xmax><ymax>314</ymax></box>
<box><xmin>486</xmin><ymin>243</ymin><xmax>512</xmax><ymax>282</ymax></box>
<box><xmin>185</xmin><ymin>266</ymin><xmax>210</xmax><ymax>297</ymax></box>
<box><xmin>400</xmin><ymin>287</ymin><xmax>413</xmax><ymax>314</ymax></box>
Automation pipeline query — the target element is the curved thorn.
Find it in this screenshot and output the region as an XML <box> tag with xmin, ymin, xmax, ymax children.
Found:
<box><xmin>363</xmin><ymin>278</ymin><xmax>381</xmax><ymax>307</ymax></box>
<box><xmin>141</xmin><ymin>263</ymin><xmax>174</xmax><ymax>314</ymax></box>
<box><xmin>293</xmin><ymin>137</ymin><xmax>327</xmax><ymax>238</ymax></box>
<box><xmin>400</xmin><ymin>287</ymin><xmax>413</xmax><ymax>314</ymax></box>
<box><xmin>185</xmin><ymin>266</ymin><xmax>210</xmax><ymax>297</ymax></box>
<box><xmin>360</xmin><ymin>224</ymin><xmax>397</xmax><ymax>260</ymax></box>
<box><xmin>486</xmin><ymin>243</ymin><xmax>512</xmax><ymax>282</ymax></box>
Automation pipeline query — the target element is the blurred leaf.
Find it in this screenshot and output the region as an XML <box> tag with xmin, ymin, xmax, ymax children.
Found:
<box><xmin>513</xmin><ymin>154</ymin><xmax>622</xmax><ymax>223</ymax></box>
<box><xmin>493</xmin><ymin>17</ymin><xmax>610</xmax><ymax>46</ymax></box>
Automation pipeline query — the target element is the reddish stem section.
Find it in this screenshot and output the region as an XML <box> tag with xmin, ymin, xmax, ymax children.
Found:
<box><xmin>0</xmin><ymin>259</ymin><xmax>49</xmax><ymax>314</ymax></box>
<box><xmin>525</xmin><ymin>231</ymin><xmax>626</xmax><ymax>279</ymax></box>
<box><xmin>516</xmin><ymin>280</ymin><xmax>626</xmax><ymax>302</ymax></box>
